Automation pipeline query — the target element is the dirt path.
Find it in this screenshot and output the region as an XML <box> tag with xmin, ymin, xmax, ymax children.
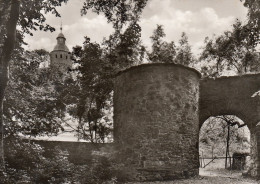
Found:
<box><xmin>128</xmin><ymin>168</ymin><xmax>258</xmax><ymax>184</ymax></box>
<box><xmin>128</xmin><ymin>176</ymin><xmax>258</xmax><ymax>184</ymax></box>
<box><xmin>128</xmin><ymin>161</ymin><xmax>259</xmax><ymax>184</ymax></box>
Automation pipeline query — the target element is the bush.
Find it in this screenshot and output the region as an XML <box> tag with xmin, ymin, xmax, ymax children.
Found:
<box><xmin>2</xmin><ymin>137</ymin><xmax>75</xmax><ymax>183</ymax></box>
<box><xmin>73</xmin><ymin>156</ymin><xmax>114</xmax><ymax>184</ymax></box>
<box><xmin>1</xmin><ymin>137</ymin><xmax>133</xmax><ymax>183</ymax></box>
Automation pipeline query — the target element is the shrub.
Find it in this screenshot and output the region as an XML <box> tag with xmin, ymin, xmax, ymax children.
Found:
<box><xmin>2</xmin><ymin>137</ymin><xmax>75</xmax><ymax>183</ymax></box>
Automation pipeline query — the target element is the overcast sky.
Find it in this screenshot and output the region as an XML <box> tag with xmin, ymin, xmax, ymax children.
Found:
<box><xmin>24</xmin><ymin>0</ymin><xmax>248</xmax><ymax>56</ymax></box>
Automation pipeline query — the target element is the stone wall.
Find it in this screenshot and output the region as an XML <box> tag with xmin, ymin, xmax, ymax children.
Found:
<box><xmin>249</xmin><ymin>126</ymin><xmax>260</xmax><ymax>178</ymax></box>
<box><xmin>32</xmin><ymin>140</ymin><xmax>113</xmax><ymax>165</ymax></box>
<box><xmin>49</xmin><ymin>51</ymin><xmax>72</xmax><ymax>72</ymax></box>
<box><xmin>114</xmin><ymin>64</ymin><xmax>201</xmax><ymax>181</ymax></box>
<box><xmin>31</xmin><ymin>64</ymin><xmax>260</xmax><ymax>181</ymax></box>
<box><xmin>200</xmin><ymin>73</ymin><xmax>260</xmax><ymax>178</ymax></box>
<box><xmin>200</xmin><ymin>73</ymin><xmax>260</xmax><ymax>130</ymax></box>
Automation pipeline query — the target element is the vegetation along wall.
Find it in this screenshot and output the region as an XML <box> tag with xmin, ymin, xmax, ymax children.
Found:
<box><xmin>33</xmin><ymin>64</ymin><xmax>260</xmax><ymax>181</ymax></box>
<box><xmin>32</xmin><ymin>140</ymin><xmax>113</xmax><ymax>165</ymax></box>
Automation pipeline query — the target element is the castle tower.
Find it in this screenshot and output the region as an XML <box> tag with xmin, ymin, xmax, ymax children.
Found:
<box><xmin>50</xmin><ymin>25</ymin><xmax>72</xmax><ymax>72</ymax></box>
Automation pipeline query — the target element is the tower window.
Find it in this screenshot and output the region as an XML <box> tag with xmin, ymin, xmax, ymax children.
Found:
<box><xmin>60</xmin><ymin>54</ymin><xmax>62</xmax><ymax>58</ymax></box>
<box><xmin>66</xmin><ymin>56</ymin><xmax>68</xmax><ymax>59</ymax></box>
<box><xmin>56</xmin><ymin>54</ymin><xmax>57</xmax><ymax>58</ymax></box>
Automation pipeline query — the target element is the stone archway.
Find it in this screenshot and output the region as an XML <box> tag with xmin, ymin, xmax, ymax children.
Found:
<box><xmin>199</xmin><ymin>115</ymin><xmax>251</xmax><ymax>176</ymax></box>
<box><xmin>200</xmin><ymin>74</ymin><xmax>260</xmax><ymax>178</ymax></box>
<box><xmin>114</xmin><ymin>63</ymin><xmax>260</xmax><ymax>181</ymax></box>
<box><xmin>199</xmin><ymin>74</ymin><xmax>260</xmax><ymax>129</ymax></box>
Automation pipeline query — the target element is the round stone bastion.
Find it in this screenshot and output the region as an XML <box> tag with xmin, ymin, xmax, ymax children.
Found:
<box><xmin>113</xmin><ymin>63</ymin><xmax>201</xmax><ymax>181</ymax></box>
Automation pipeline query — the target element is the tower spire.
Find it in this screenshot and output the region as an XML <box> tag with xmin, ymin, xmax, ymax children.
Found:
<box><xmin>60</xmin><ymin>20</ymin><xmax>63</xmax><ymax>33</ymax></box>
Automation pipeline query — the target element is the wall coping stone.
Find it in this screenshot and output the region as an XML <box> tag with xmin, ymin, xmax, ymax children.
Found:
<box><xmin>115</xmin><ymin>63</ymin><xmax>201</xmax><ymax>78</ymax></box>
<box><xmin>202</xmin><ymin>73</ymin><xmax>260</xmax><ymax>82</ymax></box>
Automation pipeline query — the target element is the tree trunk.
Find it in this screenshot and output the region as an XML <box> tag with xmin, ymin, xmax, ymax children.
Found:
<box><xmin>225</xmin><ymin>124</ymin><xmax>230</xmax><ymax>169</ymax></box>
<box><xmin>78</xmin><ymin>116</ymin><xmax>82</xmax><ymax>141</ymax></box>
<box><xmin>0</xmin><ymin>0</ymin><xmax>20</xmax><ymax>170</ymax></box>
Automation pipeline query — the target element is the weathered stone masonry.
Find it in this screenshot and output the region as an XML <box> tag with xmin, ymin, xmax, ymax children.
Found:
<box><xmin>114</xmin><ymin>64</ymin><xmax>260</xmax><ymax>181</ymax></box>
<box><xmin>114</xmin><ymin>64</ymin><xmax>201</xmax><ymax>181</ymax></box>
<box><xmin>35</xmin><ymin>63</ymin><xmax>260</xmax><ymax>182</ymax></box>
<box><xmin>200</xmin><ymin>74</ymin><xmax>260</xmax><ymax>177</ymax></box>
<box><xmin>200</xmin><ymin>73</ymin><xmax>260</xmax><ymax>129</ymax></box>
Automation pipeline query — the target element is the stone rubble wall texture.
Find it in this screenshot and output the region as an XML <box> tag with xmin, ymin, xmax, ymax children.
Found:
<box><xmin>114</xmin><ymin>64</ymin><xmax>201</xmax><ymax>181</ymax></box>
<box><xmin>200</xmin><ymin>73</ymin><xmax>260</xmax><ymax>130</ymax></box>
<box><xmin>250</xmin><ymin>129</ymin><xmax>258</xmax><ymax>177</ymax></box>
<box><xmin>200</xmin><ymin>73</ymin><xmax>260</xmax><ymax>178</ymax></box>
<box><xmin>255</xmin><ymin>126</ymin><xmax>260</xmax><ymax>178</ymax></box>
<box><xmin>32</xmin><ymin>140</ymin><xmax>113</xmax><ymax>165</ymax></box>
<box><xmin>31</xmin><ymin>64</ymin><xmax>260</xmax><ymax>181</ymax></box>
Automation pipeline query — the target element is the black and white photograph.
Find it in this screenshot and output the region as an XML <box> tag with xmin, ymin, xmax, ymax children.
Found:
<box><xmin>0</xmin><ymin>0</ymin><xmax>259</xmax><ymax>183</ymax></box>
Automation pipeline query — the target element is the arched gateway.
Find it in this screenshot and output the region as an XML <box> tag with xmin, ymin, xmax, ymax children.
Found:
<box><xmin>113</xmin><ymin>63</ymin><xmax>260</xmax><ymax>181</ymax></box>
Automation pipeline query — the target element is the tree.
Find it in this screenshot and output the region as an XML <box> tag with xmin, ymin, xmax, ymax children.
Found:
<box><xmin>175</xmin><ymin>32</ymin><xmax>195</xmax><ymax>67</ymax></box>
<box><xmin>214</xmin><ymin>116</ymin><xmax>247</xmax><ymax>168</ymax></box>
<box><xmin>103</xmin><ymin>22</ymin><xmax>145</xmax><ymax>70</ymax></box>
<box><xmin>200</xmin><ymin>20</ymin><xmax>260</xmax><ymax>77</ymax></box>
<box><xmin>0</xmin><ymin>0</ymin><xmax>150</xmax><ymax>155</ymax></box>
<box><xmin>200</xmin><ymin>115</ymin><xmax>250</xmax><ymax>162</ymax></box>
<box><xmin>148</xmin><ymin>25</ymin><xmax>176</xmax><ymax>63</ymax></box>
<box><xmin>240</xmin><ymin>0</ymin><xmax>260</xmax><ymax>46</ymax></box>
<box><xmin>148</xmin><ymin>26</ymin><xmax>195</xmax><ymax>66</ymax></box>
<box><xmin>200</xmin><ymin>117</ymin><xmax>228</xmax><ymax>158</ymax></box>
<box><xmin>0</xmin><ymin>0</ymin><xmax>20</xmax><ymax>168</ymax></box>
<box><xmin>114</xmin><ymin>22</ymin><xmax>145</xmax><ymax>67</ymax></box>
<box><xmin>200</xmin><ymin>0</ymin><xmax>260</xmax><ymax>77</ymax></box>
<box><xmin>70</xmin><ymin>38</ymin><xmax>114</xmax><ymax>143</ymax></box>
<box><xmin>0</xmin><ymin>0</ymin><xmax>69</xmax><ymax>168</ymax></box>
<box><xmin>70</xmin><ymin>22</ymin><xmax>145</xmax><ymax>142</ymax></box>
<box><xmin>81</xmin><ymin>0</ymin><xmax>148</xmax><ymax>30</ymax></box>
<box><xmin>4</xmin><ymin>50</ymin><xmax>75</xmax><ymax>137</ymax></box>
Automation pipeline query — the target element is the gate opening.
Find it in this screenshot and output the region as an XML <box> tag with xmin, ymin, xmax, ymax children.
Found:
<box><xmin>199</xmin><ymin>115</ymin><xmax>251</xmax><ymax>178</ymax></box>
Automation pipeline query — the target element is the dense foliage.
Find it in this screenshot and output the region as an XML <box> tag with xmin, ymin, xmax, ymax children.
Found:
<box><xmin>200</xmin><ymin>20</ymin><xmax>260</xmax><ymax>77</ymax></box>
<box><xmin>240</xmin><ymin>0</ymin><xmax>260</xmax><ymax>46</ymax></box>
<box><xmin>69</xmin><ymin>21</ymin><xmax>145</xmax><ymax>142</ymax></box>
<box><xmin>3</xmin><ymin>50</ymin><xmax>75</xmax><ymax>137</ymax></box>
<box><xmin>70</xmin><ymin>38</ymin><xmax>114</xmax><ymax>143</ymax></box>
<box><xmin>81</xmin><ymin>0</ymin><xmax>148</xmax><ymax>30</ymax></box>
<box><xmin>1</xmin><ymin>137</ymin><xmax>122</xmax><ymax>184</ymax></box>
<box><xmin>148</xmin><ymin>25</ymin><xmax>195</xmax><ymax>66</ymax></box>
